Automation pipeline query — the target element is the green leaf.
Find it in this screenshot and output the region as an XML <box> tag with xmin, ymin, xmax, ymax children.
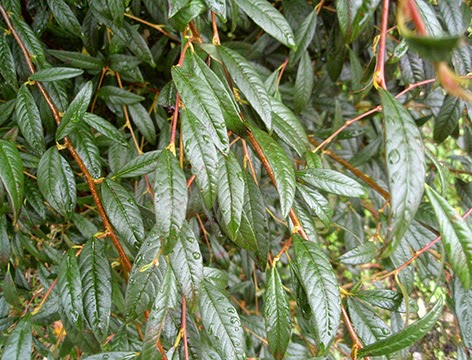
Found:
<box><xmin>379</xmin><ymin>88</ymin><xmax>425</xmax><ymax>253</ymax></box>
<box><xmin>250</xmin><ymin>127</ymin><xmax>296</xmax><ymax>219</ymax></box>
<box><xmin>47</xmin><ymin>0</ymin><xmax>83</xmax><ymax>37</ymax></box>
<box><xmin>0</xmin><ymin>100</ymin><xmax>16</xmax><ymax>127</ymax></box>
<box><xmin>141</xmin><ymin>265</ymin><xmax>178</xmax><ymax>359</ymax></box>
<box><xmin>293</xmin><ymin>51</ymin><xmax>314</xmax><ymax>114</ymax></box>
<box><xmin>125</xmin><ymin>229</ymin><xmax>167</xmax><ymax>321</ymax></box>
<box><xmin>296</xmin><ymin>168</ymin><xmax>365</xmax><ymax>198</ymax></box>
<box><xmin>336</xmin><ymin>0</ymin><xmax>381</xmax><ymax>42</ymax></box>
<box><xmin>48</xmin><ymin>50</ymin><xmax>105</xmax><ymax>71</ymax></box>
<box><xmin>199</xmin><ymin>280</ymin><xmax>246</xmax><ymax>360</ymax></box>
<box><xmin>438</xmin><ymin>0</ymin><xmax>464</xmax><ymax>35</ymax></box>
<box><xmin>169</xmin><ymin>221</ymin><xmax>203</xmax><ymax>307</ymax></box>
<box><xmin>203</xmin><ymin>0</ymin><xmax>226</xmax><ymax>18</ymax></box>
<box><xmin>236</xmin><ymin>0</ymin><xmax>295</xmax><ymax>48</ymax></box>
<box><xmin>426</xmin><ymin>186</ymin><xmax>472</xmax><ymax>289</ymax></box>
<box><xmin>58</xmin><ymin>249</ymin><xmax>85</xmax><ymax>331</ymax></box>
<box><xmin>296</xmin><ymin>184</ymin><xmax>332</xmax><ymax>228</ymax></box>
<box><xmin>357</xmin><ymin>299</ymin><xmax>443</xmax><ymax>357</ymax></box>
<box><xmin>97</xmin><ymin>86</ymin><xmax>145</xmax><ymax>106</ymax></box>
<box><xmin>265</xmin><ymin>266</ymin><xmax>291</xmax><ymax>360</ymax></box>
<box><xmin>172</xmin><ymin>65</ymin><xmax>229</xmax><ymax>154</ymax></box>
<box><xmin>337</xmin><ymin>242</ymin><xmax>376</xmax><ymax>265</ymax></box>
<box><xmin>9</xmin><ymin>13</ymin><xmax>46</xmax><ymax>64</ymax></box>
<box><xmin>0</xmin><ymin>140</ymin><xmax>24</xmax><ymax>223</ymax></box>
<box><xmin>29</xmin><ymin>67</ymin><xmax>84</xmax><ymax>82</ymax></box>
<box><xmin>452</xmin><ymin>277</ymin><xmax>472</xmax><ymax>348</ymax></box>
<box><xmin>154</xmin><ymin>149</ymin><xmax>188</xmax><ymax>254</ymax></box>
<box><xmin>111</xmin><ymin>150</ymin><xmax>161</xmax><ymax>179</ymax></box>
<box><xmin>1</xmin><ymin>318</ymin><xmax>32</xmax><ymax>360</ymax></box>
<box><xmin>169</xmin><ymin>0</ymin><xmax>191</xmax><ymax>18</ymax></box>
<box><xmin>100</xmin><ymin>179</ymin><xmax>144</xmax><ymax>251</ymax></box>
<box><xmin>56</xmin><ymin>81</ymin><xmax>94</xmax><ymax>140</ymax></box>
<box><xmin>354</xmin><ymin>289</ymin><xmax>406</xmax><ymax>312</ymax></box>
<box><xmin>191</xmin><ymin>52</ymin><xmax>246</xmax><ymax>135</ymax></box>
<box><xmin>433</xmin><ymin>95</ymin><xmax>464</xmax><ymax>143</ymax></box>
<box><xmin>169</xmin><ymin>0</ymin><xmax>206</xmax><ymax>31</ymax></box>
<box><xmin>0</xmin><ymin>215</ymin><xmax>10</xmax><ymax>267</ymax></box>
<box><xmin>0</xmin><ymin>35</ymin><xmax>17</xmax><ymax>87</ymax></box>
<box><xmin>128</xmin><ymin>103</ymin><xmax>157</xmax><ymax>145</ymax></box>
<box><xmin>107</xmin><ymin>0</ymin><xmax>126</xmax><ymax>27</ymax></box>
<box><xmin>292</xmin><ymin>234</ymin><xmax>340</xmax><ymax>353</ymax></box>
<box><xmin>37</xmin><ymin>147</ymin><xmax>76</xmax><ymax>218</ymax></box>
<box><xmin>290</xmin><ymin>10</ymin><xmax>317</xmax><ymax>65</ymax></box>
<box><xmin>217</xmin><ymin>46</ymin><xmax>272</xmax><ymax>130</ymax></box>
<box><xmin>15</xmin><ymin>85</ymin><xmax>45</xmax><ymax>156</ymax></box>
<box><xmin>181</xmin><ymin>109</ymin><xmax>219</xmax><ymax>209</ymax></box>
<box><xmin>79</xmin><ymin>238</ymin><xmax>112</xmax><ymax>342</ymax></box>
<box><xmin>217</xmin><ymin>152</ymin><xmax>245</xmax><ymax>240</ymax></box>
<box><xmin>83</xmin><ymin>353</ymin><xmax>138</xmax><ymax>360</ymax></box>
<box><xmin>68</xmin><ymin>123</ymin><xmax>102</xmax><ymax>179</ymax></box>
<box><xmin>271</xmin><ymin>97</ymin><xmax>309</xmax><ymax>157</ymax></box>
<box><xmin>83</xmin><ymin>113</ymin><xmax>128</xmax><ymax>147</ymax></box>
<box><xmin>405</xmin><ymin>35</ymin><xmax>461</xmax><ymax>62</ymax></box>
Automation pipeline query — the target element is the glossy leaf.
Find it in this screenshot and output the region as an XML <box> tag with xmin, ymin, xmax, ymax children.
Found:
<box><xmin>79</xmin><ymin>238</ymin><xmax>112</xmax><ymax>342</ymax></box>
<box><xmin>379</xmin><ymin>88</ymin><xmax>425</xmax><ymax>253</ymax></box>
<box><xmin>297</xmin><ymin>168</ymin><xmax>365</xmax><ymax>198</ymax></box>
<box><xmin>83</xmin><ymin>112</ymin><xmax>128</xmax><ymax>147</ymax></box>
<box><xmin>293</xmin><ymin>51</ymin><xmax>314</xmax><ymax>114</ymax></box>
<box><xmin>357</xmin><ymin>299</ymin><xmax>443</xmax><ymax>357</ymax></box>
<box><xmin>154</xmin><ymin>149</ymin><xmax>188</xmax><ymax>254</ymax></box>
<box><xmin>0</xmin><ymin>35</ymin><xmax>17</xmax><ymax>87</ymax></box>
<box><xmin>1</xmin><ymin>318</ymin><xmax>32</xmax><ymax>360</ymax></box>
<box><xmin>296</xmin><ymin>183</ymin><xmax>332</xmax><ymax>227</ymax></box>
<box><xmin>111</xmin><ymin>150</ymin><xmax>161</xmax><ymax>179</ymax></box>
<box><xmin>433</xmin><ymin>95</ymin><xmax>464</xmax><ymax>143</ymax></box>
<box><xmin>83</xmin><ymin>353</ymin><xmax>138</xmax><ymax>360</ymax></box>
<box><xmin>47</xmin><ymin>0</ymin><xmax>83</xmax><ymax>37</ymax></box>
<box><xmin>426</xmin><ymin>186</ymin><xmax>472</xmax><ymax>289</ymax></box>
<box><xmin>29</xmin><ymin>67</ymin><xmax>84</xmax><ymax>82</ymax></box>
<box><xmin>453</xmin><ymin>277</ymin><xmax>472</xmax><ymax>348</ymax></box>
<box><xmin>128</xmin><ymin>103</ymin><xmax>157</xmax><ymax>145</ymax></box>
<box><xmin>293</xmin><ymin>234</ymin><xmax>340</xmax><ymax>353</ymax></box>
<box><xmin>48</xmin><ymin>50</ymin><xmax>105</xmax><ymax>71</ymax></box>
<box><xmin>200</xmin><ymin>280</ymin><xmax>246</xmax><ymax>360</ymax></box>
<box><xmin>290</xmin><ymin>10</ymin><xmax>317</xmax><ymax>65</ymax></box>
<box><xmin>0</xmin><ymin>140</ymin><xmax>24</xmax><ymax>223</ymax></box>
<box><xmin>68</xmin><ymin>123</ymin><xmax>102</xmax><ymax>179</ymax></box>
<box><xmin>97</xmin><ymin>86</ymin><xmax>144</xmax><ymax>106</ymax></box>
<box><xmin>265</xmin><ymin>266</ymin><xmax>291</xmax><ymax>360</ymax></box>
<box><xmin>37</xmin><ymin>147</ymin><xmax>76</xmax><ymax>218</ymax></box>
<box><xmin>250</xmin><ymin>127</ymin><xmax>296</xmax><ymax>219</ymax></box>
<box><xmin>338</xmin><ymin>242</ymin><xmax>376</xmax><ymax>265</ymax></box>
<box><xmin>15</xmin><ymin>85</ymin><xmax>45</xmax><ymax>155</ymax></box>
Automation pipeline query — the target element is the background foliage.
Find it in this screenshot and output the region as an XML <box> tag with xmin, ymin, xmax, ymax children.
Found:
<box><xmin>0</xmin><ymin>0</ymin><xmax>471</xmax><ymax>359</ymax></box>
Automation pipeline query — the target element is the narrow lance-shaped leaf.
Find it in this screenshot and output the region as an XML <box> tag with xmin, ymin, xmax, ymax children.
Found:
<box><xmin>29</xmin><ymin>67</ymin><xmax>84</xmax><ymax>82</ymax></box>
<box><xmin>426</xmin><ymin>186</ymin><xmax>472</xmax><ymax>289</ymax></box>
<box><xmin>101</xmin><ymin>179</ymin><xmax>144</xmax><ymax>251</ymax></box>
<box><xmin>293</xmin><ymin>51</ymin><xmax>314</xmax><ymax>114</ymax></box>
<box><xmin>47</xmin><ymin>0</ymin><xmax>83</xmax><ymax>37</ymax></box>
<box><xmin>249</xmin><ymin>127</ymin><xmax>296</xmax><ymax>219</ymax></box>
<box><xmin>265</xmin><ymin>266</ymin><xmax>291</xmax><ymax>360</ymax></box>
<box><xmin>379</xmin><ymin>88</ymin><xmax>425</xmax><ymax>254</ymax></box>
<box><xmin>296</xmin><ymin>184</ymin><xmax>332</xmax><ymax>228</ymax></box>
<box><xmin>169</xmin><ymin>221</ymin><xmax>203</xmax><ymax>307</ymax></box>
<box><xmin>111</xmin><ymin>150</ymin><xmax>161</xmax><ymax>179</ymax></box>
<box><xmin>154</xmin><ymin>149</ymin><xmax>188</xmax><ymax>254</ymax></box>
<box><xmin>79</xmin><ymin>238</ymin><xmax>112</xmax><ymax>342</ymax></box>
<box><xmin>452</xmin><ymin>277</ymin><xmax>472</xmax><ymax>348</ymax></box>
<box><xmin>37</xmin><ymin>147</ymin><xmax>76</xmax><ymax>218</ymax></box>
<box><xmin>236</xmin><ymin>0</ymin><xmax>296</xmax><ymax>48</ymax></box>
<box><xmin>290</xmin><ymin>10</ymin><xmax>317</xmax><ymax>64</ymax></box>
<box><xmin>15</xmin><ymin>85</ymin><xmax>45</xmax><ymax>156</ymax></box>
<box><xmin>181</xmin><ymin>109</ymin><xmax>219</xmax><ymax>209</ymax></box>
<box><xmin>293</xmin><ymin>234</ymin><xmax>341</xmax><ymax>353</ymax></box>
<box><xmin>128</xmin><ymin>103</ymin><xmax>157</xmax><ymax>145</ymax></box>
<box><xmin>357</xmin><ymin>299</ymin><xmax>443</xmax><ymax>357</ymax></box>
<box><xmin>217</xmin><ymin>46</ymin><xmax>272</xmax><ymax>130</ymax></box>
<box><xmin>172</xmin><ymin>65</ymin><xmax>229</xmax><ymax>154</ymax></box>
<box><xmin>0</xmin><ymin>140</ymin><xmax>24</xmax><ymax>223</ymax></box>
<box><xmin>218</xmin><ymin>152</ymin><xmax>245</xmax><ymax>240</ymax></box>
<box><xmin>1</xmin><ymin>318</ymin><xmax>32</xmax><ymax>360</ymax></box>
<box><xmin>433</xmin><ymin>95</ymin><xmax>464</xmax><ymax>143</ymax></box>
<box><xmin>58</xmin><ymin>249</ymin><xmax>85</xmax><ymax>331</ymax></box>
<box><xmin>83</xmin><ymin>112</ymin><xmax>128</xmax><ymax>147</ymax></box>
<box><xmin>68</xmin><ymin>123</ymin><xmax>102</xmax><ymax>179</ymax></box>
<box><xmin>0</xmin><ymin>35</ymin><xmax>17</xmax><ymax>87</ymax></box>
<box><xmin>56</xmin><ymin>81</ymin><xmax>94</xmax><ymax>140</ymax></box>
<box><xmin>199</xmin><ymin>280</ymin><xmax>246</xmax><ymax>360</ymax></box>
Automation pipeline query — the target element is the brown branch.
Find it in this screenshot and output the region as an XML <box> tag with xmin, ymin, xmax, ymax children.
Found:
<box><xmin>0</xmin><ymin>5</ymin><xmax>132</xmax><ymax>273</ymax></box>
<box><xmin>342</xmin><ymin>306</ymin><xmax>371</xmax><ymax>360</ymax></box>
<box><xmin>123</xmin><ymin>12</ymin><xmax>180</xmax><ymax>42</ymax></box>
<box><xmin>374</xmin><ymin>0</ymin><xmax>390</xmax><ymax>90</ymax></box>
<box><xmin>181</xmin><ymin>294</ymin><xmax>189</xmax><ymax>360</ymax></box>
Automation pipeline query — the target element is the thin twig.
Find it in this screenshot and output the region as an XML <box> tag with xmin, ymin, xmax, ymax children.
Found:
<box><xmin>374</xmin><ymin>0</ymin><xmax>390</xmax><ymax>90</ymax></box>
<box><xmin>341</xmin><ymin>306</ymin><xmax>371</xmax><ymax>360</ymax></box>
<box><xmin>181</xmin><ymin>294</ymin><xmax>189</xmax><ymax>360</ymax></box>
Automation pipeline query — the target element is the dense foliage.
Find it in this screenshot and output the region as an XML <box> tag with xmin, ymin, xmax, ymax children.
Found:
<box><xmin>0</xmin><ymin>0</ymin><xmax>471</xmax><ymax>359</ymax></box>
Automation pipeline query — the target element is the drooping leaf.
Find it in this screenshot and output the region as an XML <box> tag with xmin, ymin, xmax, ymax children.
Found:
<box><xmin>296</xmin><ymin>183</ymin><xmax>332</xmax><ymax>228</ymax></box>
<box><xmin>169</xmin><ymin>221</ymin><xmax>203</xmax><ymax>307</ymax></box>
<box><xmin>111</xmin><ymin>150</ymin><xmax>161</xmax><ymax>179</ymax></box>
<box><xmin>100</xmin><ymin>179</ymin><xmax>144</xmax><ymax>252</ymax></box>
<box><xmin>405</xmin><ymin>34</ymin><xmax>461</xmax><ymax>63</ymax></box>
<box><xmin>37</xmin><ymin>147</ymin><xmax>76</xmax><ymax>218</ymax></box>
<box><xmin>154</xmin><ymin>149</ymin><xmax>188</xmax><ymax>254</ymax></box>
<box><xmin>292</xmin><ymin>234</ymin><xmax>340</xmax><ymax>353</ymax></box>
<box><xmin>0</xmin><ymin>35</ymin><xmax>17</xmax><ymax>87</ymax></box>
<box><xmin>0</xmin><ymin>140</ymin><xmax>24</xmax><ymax>223</ymax></box>
<box><xmin>181</xmin><ymin>109</ymin><xmax>219</xmax><ymax>209</ymax></box>
<box><xmin>250</xmin><ymin>127</ymin><xmax>296</xmax><ymax>219</ymax></box>
<box><xmin>438</xmin><ymin>0</ymin><xmax>464</xmax><ymax>35</ymax></box>
<box><xmin>336</xmin><ymin>0</ymin><xmax>381</xmax><ymax>43</ymax></box>
<box><xmin>79</xmin><ymin>238</ymin><xmax>112</xmax><ymax>342</ymax></box>
<box><xmin>265</xmin><ymin>266</ymin><xmax>291</xmax><ymax>360</ymax></box>
<box><xmin>1</xmin><ymin>318</ymin><xmax>32</xmax><ymax>360</ymax></box>
<box><xmin>68</xmin><ymin>122</ymin><xmax>102</xmax><ymax>179</ymax></box>
<box><xmin>217</xmin><ymin>46</ymin><xmax>272</xmax><ymax>130</ymax></box>
<box><xmin>29</xmin><ymin>67</ymin><xmax>84</xmax><ymax>82</ymax></box>
<box><xmin>56</xmin><ymin>81</ymin><xmax>94</xmax><ymax>140</ymax></box>
<box><xmin>236</xmin><ymin>0</ymin><xmax>295</xmax><ymax>48</ymax></box>
<box><xmin>47</xmin><ymin>0</ymin><xmax>83</xmax><ymax>37</ymax></box>
<box><xmin>357</xmin><ymin>299</ymin><xmax>443</xmax><ymax>357</ymax></box>
<box><xmin>293</xmin><ymin>51</ymin><xmax>314</xmax><ymax>114</ymax></box>
<box><xmin>172</xmin><ymin>65</ymin><xmax>229</xmax><ymax>154</ymax></box>
<box><xmin>433</xmin><ymin>95</ymin><xmax>464</xmax><ymax>143</ymax></box>
<box><xmin>290</xmin><ymin>10</ymin><xmax>317</xmax><ymax>65</ymax></box>
<box><xmin>426</xmin><ymin>186</ymin><xmax>472</xmax><ymax>289</ymax></box>
<box><xmin>58</xmin><ymin>249</ymin><xmax>84</xmax><ymax>331</ymax></box>
<box><xmin>83</xmin><ymin>112</ymin><xmax>128</xmax><ymax>147</ymax></box>
<box><xmin>379</xmin><ymin>88</ymin><xmax>425</xmax><ymax>254</ymax></box>
<box><xmin>296</xmin><ymin>168</ymin><xmax>365</xmax><ymax>198</ymax></box>
<box><xmin>217</xmin><ymin>152</ymin><xmax>245</xmax><ymax>240</ymax></box>
<box><xmin>128</xmin><ymin>103</ymin><xmax>157</xmax><ymax>145</ymax></box>
<box><xmin>199</xmin><ymin>280</ymin><xmax>246</xmax><ymax>360</ymax></box>
<box><xmin>452</xmin><ymin>277</ymin><xmax>472</xmax><ymax>348</ymax></box>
